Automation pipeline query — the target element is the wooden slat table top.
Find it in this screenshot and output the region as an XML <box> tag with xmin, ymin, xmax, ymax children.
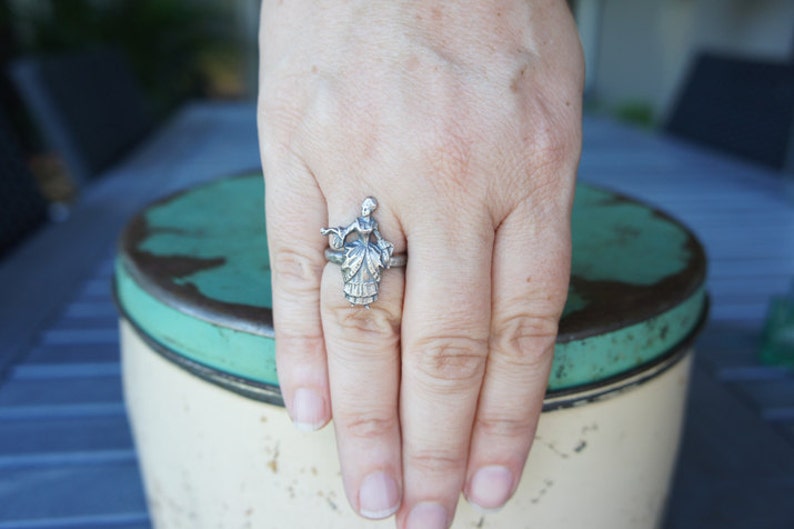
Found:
<box><xmin>0</xmin><ymin>102</ymin><xmax>792</xmax><ymax>528</ymax></box>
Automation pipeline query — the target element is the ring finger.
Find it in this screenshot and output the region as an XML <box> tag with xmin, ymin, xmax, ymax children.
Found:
<box><xmin>321</xmin><ymin>199</ymin><xmax>406</xmax><ymax>520</ymax></box>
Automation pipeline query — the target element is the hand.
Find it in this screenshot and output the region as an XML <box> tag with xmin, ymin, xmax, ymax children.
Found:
<box><xmin>258</xmin><ymin>1</ymin><xmax>583</xmax><ymax>527</ymax></box>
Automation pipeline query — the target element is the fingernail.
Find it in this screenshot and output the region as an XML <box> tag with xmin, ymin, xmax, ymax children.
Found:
<box><xmin>468</xmin><ymin>465</ymin><xmax>514</xmax><ymax>513</ymax></box>
<box><xmin>291</xmin><ymin>388</ymin><xmax>326</xmax><ymax>431</ymax></box>
<box><xmin>405</xmin><ymin>502</ymin><xmax>448</xmax><ymax>529</ymax></box>
<box><xmin>358</xmin><ymin>471</ymin><xmax>400</xmax><ymax>519</ymax></box>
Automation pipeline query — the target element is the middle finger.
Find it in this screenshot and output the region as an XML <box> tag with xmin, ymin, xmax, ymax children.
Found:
<box><xmin>397</xmin><ymin>210</ymin><xmax>494</xmax><ymax>529</ymax></box>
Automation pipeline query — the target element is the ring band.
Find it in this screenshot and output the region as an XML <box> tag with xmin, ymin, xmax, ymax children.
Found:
<box><xmin>325</xmin><ymin>248</ymin><xmax>407</xmax><ymax>268</ymax></box>
<box><xmin>321</xmin><ymin>197</ymin><xmax>405</xmax><ymax>306</ymax></box>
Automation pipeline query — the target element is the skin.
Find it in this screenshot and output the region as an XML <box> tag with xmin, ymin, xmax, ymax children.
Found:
<box><xmin>257</xmin><ymin>1</ymin><xmax>584</xmax><ymax>528</ymax></box>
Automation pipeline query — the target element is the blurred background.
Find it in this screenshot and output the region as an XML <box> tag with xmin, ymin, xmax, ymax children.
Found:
<box><xmin>0</xmin><ymin>0</ymin><xmax>259</xmax><ymax>208</ymax></box>
<box><xmin>576</xmin><ymin>0</ymin><xmax>794</xmax><ymax>124</ymax></box>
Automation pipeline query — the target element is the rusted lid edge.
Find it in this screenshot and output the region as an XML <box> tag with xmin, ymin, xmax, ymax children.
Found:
<box><xmin>117</xmin><ymin>249</ymin><xmax>707</xmax><ymax>403</ymax></box>
<box><xmin>549</xmin><ymin>287</ymin><xmax>706</xmax><ymax>390</ymax></box>
<box><xmin>115</xmin><ymin>259</ymin><xmax>279</xmax><ymax>387</ymax></box>
<box><xmin>544</xmin><ymin>295</ymin><xmax>708</xmax><ymax>410</ymax></box>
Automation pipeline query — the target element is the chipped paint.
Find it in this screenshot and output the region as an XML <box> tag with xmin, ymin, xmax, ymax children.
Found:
<box><xmin>117</xmin><ymin>173</ymin><xmax>707</xmax><ymax>401</ymax></box>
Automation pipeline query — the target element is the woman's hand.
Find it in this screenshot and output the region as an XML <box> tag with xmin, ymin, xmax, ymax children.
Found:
<box><xmin>258</xmin><ymin>1</ymin><xmax>583</xmax><ymax>527</ymax></box>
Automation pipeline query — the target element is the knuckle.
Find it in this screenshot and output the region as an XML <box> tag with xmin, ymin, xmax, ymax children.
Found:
<box><xmin>421</xmin><ymin>116</ymin><xmax>486</xmax><ymax>200</ymax></box>
<box><xmin>409</xmin><ymin>448</ymin><xmax>465</xmax><ymax>476</ymax></box>
<box><xmin>276</xmin><ymin>332</ymin><xmax>325</xmax><ymax>352</ymax></box>
<box><xmin>475</xmin><ymin>412</ymin><xmax>536</xmax><ymax>441</ymax></box>
<box><xmin>328</xmin><ymin>304</ymin><xmax>401</xmax><ymax>344</ymax></box>
<box><xmin>336</xmin><ymin>411</ymin><xmax>398</xmax><ymax>440</ymax></box>
<box><xmin>527</xmin><ymin>105</ymin><xmax>580</xmax><ymax>170</ymax></box>
<box><xmin>490</xmin><ymin>314</ymin><xmax>558</xmax><ymax>367</ymax></box>
<box><xmin>410</xmin><ymin>335</ymin><xmax>488</xmax><ymax>385</ymax></box>
<box><xmin>271</xmin><ymin>248</ymin><xmax>323</xmax><ymax>292</ymax></box>
<box><xmin>257</xmin><ymin>95</ymin><xmax>303</xmax><ymax>145</ymax></box>
<box><xmin>533</xmin><ymin>125</ymin><xmax>572</xmax><ymax>165</ymax></box>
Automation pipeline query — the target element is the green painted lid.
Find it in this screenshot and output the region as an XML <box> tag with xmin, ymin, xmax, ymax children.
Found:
<box><xmin>116</xmin><ymin>172</ymin><xmax>707</xmax><ymax>406</ymax></box>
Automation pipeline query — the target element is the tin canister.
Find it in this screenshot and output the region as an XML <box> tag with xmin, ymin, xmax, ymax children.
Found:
<box><xmin>115</xmin><ymin>173</ymin><xmax>707</xmax><ymax>529</ymax></box>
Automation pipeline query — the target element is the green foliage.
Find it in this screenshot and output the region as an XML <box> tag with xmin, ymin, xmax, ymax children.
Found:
<box><xmin>613</xmin><ymin>101</ymin><xmax>656</xmax><ymax>129</ymax></box>
<box><xmin>12</xmin><ymin>0</ymin><xmax>236</xmax><ymax>116</ymax></box>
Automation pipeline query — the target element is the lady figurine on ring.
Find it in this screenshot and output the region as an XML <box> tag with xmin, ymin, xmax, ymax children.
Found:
<box><xmin>322</xmin><ymin>197</ymin><xmax>395</xmax><ymax>307</ymax></box>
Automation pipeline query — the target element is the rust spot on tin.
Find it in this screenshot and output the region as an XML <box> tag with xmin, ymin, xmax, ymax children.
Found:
<box><xmin>555</xmin><ymin>363</ymin><xmax>566</xmax><ymax>380</ymax></box>
<box><xmin>138</xmin><ymin>252</ymin><xmax>226</xmax><ymax>280</ymax></box>
<box><xmin>559</xmin><ymin>191</ymin><xmax>706</xmax><ymax>343</ymax></box>
<box><xmin>125</xmin><ymin>212</ymin><xmax>226</xmax><ymax>280</ymax></box>
<box><xmin>582</xmin><ymin>423</ymin><xmax>599</xmax><ymax>434</ymax></box>
<box><xmin>530</xmin><ymin>478</ymin><xmax>555</xmax><ymax>504</ymax></box>
<box><xmin>121</xmin><ymin>205</ymin><xmax>274</xmax><ymax>330</ymax></box>
<box><xmin>267</xmin><ymin>443</ymin><xmax>280</xmax><ymax>474</ymax></box>
<box><xmin>536</xmin><ymin>436</ymin><xmax>569</xmax><ymax>459</ymax></box>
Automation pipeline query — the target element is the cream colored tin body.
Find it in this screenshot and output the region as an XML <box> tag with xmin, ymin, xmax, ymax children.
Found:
<box><xmin>117</xmin><ymin>176</ymin><xmax>707</xmax><ymax>529</ymax></box>
<box><xmin>122</xmin><ymin>320</ymin><xmax>692</xmax><ymax>529</ymax></box>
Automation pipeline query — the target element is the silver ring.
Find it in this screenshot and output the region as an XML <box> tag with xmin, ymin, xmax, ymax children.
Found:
<box><xmin>324</xmin><ymin>249</ymin><xmax>407</xmax><ymax>268</ymax></box>
<box><xmin>321</xmin><ymin>197</ymin><xmax>406</xmax><ymax>306</ymax></box>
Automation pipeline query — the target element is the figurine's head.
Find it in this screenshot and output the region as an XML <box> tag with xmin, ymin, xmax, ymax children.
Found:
<box><xmin>361</xmin><ymin>197</ymin><xmax>378</xmax><ymax>217</ymax></box>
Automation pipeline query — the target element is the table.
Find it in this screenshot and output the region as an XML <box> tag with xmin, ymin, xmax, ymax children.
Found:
<box><xmin>0</xmin><ymin>101</ymin><xmax>792</xmax><ymax>529</ymax></box>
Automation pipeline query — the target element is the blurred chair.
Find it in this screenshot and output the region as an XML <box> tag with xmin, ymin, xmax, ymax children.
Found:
<box><xmin>0</xmin><ymin>107</ymin><xmax>49</xmax><ymax>258</ymax></box>
<box><xmin>665</xmin><ymin>52</ymin><xmax>794</xmax><ymax>172</ymax></box>
<box><xmin>9</xmin><ymin>47</ymin><xmax>154</xmax><ymax>186</ymax></box>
